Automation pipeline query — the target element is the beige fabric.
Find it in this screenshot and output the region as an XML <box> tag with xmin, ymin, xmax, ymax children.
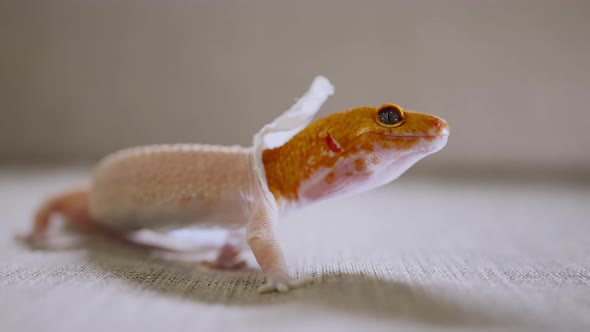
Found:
<box><xmin>1</xmin><ymin>168</ymin><xmax>589</xmax><ymax>331</ymax></box>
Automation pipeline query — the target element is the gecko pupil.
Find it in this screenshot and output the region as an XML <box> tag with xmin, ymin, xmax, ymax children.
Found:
<box><xmin>378</xmin><ymin>107</ymin><xmax>401</xmax><ymax>125</ymax></box>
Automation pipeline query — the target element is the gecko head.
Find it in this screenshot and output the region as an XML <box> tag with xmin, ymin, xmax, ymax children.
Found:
<box><xmin>308</xmin><ymin>104</ymin><xmax>450</xmax><ymax>195</ymax></box>
<box><xmin>323</xmin><ymin>104</ymin><xmax>449</xmax><ymax>157</ymax></box>
<box><xmin>262</xmin><ymin>103</ymin><xmax>449</xmax><ymax>205</ymax></box>
<box><xmin>362</xmin><ymin>103</ymin><xmax>449</xmax><ymax>153</ymax></box>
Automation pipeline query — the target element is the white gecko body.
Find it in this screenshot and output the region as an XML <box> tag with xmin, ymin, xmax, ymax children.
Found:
<box><xmin>90</xmin><ymin>144</ymin><xmax>255</xmax><ymax>230</ymax></box>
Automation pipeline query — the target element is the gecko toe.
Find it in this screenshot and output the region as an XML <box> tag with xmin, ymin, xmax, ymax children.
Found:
<box><xmin>257</xmin><ymin>275</ymin><xmax>314</xmax><ymax>294</ymax></box>
<box><xmin>276</xmin><ymin>282</ymin><xmax>289</xmax><ymax>293</ymax></box>
<box><xmin>257</xmin><ymin>283</ymin><xmax>278</xmax><ymax>294</ymax></box>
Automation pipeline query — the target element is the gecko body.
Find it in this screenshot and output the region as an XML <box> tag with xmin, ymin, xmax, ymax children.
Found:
<box><xmin>25</xmin><ymin>76</ymin><xmax>449</xmax><ymax>293</ymax></box>
<box><xmin>90</xmin><ymin>144</ymin><xmax>254</xmax><ymax>230</ymax></box>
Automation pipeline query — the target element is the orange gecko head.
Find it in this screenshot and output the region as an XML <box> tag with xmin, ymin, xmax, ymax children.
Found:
<box><xmin>263</xmin><ymin>104</ymin><xmax>449</xmax><ymax>205</ymax></box>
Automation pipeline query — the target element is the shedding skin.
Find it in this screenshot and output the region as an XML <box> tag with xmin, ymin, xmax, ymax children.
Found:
<box><xmin>22</xmin><ymin>80</ymin><xmax>449</xmax><ymax>293</ymax></box>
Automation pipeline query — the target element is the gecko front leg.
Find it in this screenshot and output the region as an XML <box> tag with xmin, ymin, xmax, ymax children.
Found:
<box><xmin>247</xmin><ymin>205</ymin><xmax>312</xmax><ymax>293</ymax></box>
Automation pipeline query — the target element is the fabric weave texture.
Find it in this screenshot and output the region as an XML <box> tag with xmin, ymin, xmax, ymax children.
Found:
<box><xmin>1</xmin><ymin>168</ymin><xmax>589</xmax><ymax>332</ymax></box>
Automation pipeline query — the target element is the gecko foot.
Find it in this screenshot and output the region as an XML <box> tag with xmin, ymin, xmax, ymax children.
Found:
<box><xmin>200</xmin><ymin>259</ymin><xmax>247</xmax><ymax>270</ymax></box>
<box><xmin>257</xmin><ymin>275</ymin><xmax>314</xmax><ymax>294</ymax></box>
<box><xmin>200</xmin><ymin>243</ymin><xmax>247</xmax><ymax>270</ymax></box>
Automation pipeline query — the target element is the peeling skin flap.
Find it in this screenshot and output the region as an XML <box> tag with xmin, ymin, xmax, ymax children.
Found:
<box><xmin>256</xmin><ymin>75</ymin><xmax>335</xmax><ymax>151</ymax></box>
<box><xmin>251</xmin><ymin>75</ymin><xmax>335</xmax><ymax>215</ymax></box>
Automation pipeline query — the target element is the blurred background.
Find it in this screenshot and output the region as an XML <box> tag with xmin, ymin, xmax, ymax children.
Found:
<box><xmin>1</xmin><ymin>0</ymin><xmax>589</xmax><ymax>179</ymax></box>
<box><xmin>2</xmin><ymin>3</ymin><xmax>590</xmax><ymax>331</ymax></box>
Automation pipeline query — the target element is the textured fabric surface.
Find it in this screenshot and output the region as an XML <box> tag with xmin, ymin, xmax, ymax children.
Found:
<box><xmin>1</xmin><ymin>168</ymin><xmax>589</xmax><ymax>332</ymax></box>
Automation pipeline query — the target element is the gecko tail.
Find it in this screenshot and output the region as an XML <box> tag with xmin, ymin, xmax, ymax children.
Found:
<box><xmin>18</xmin><ymin>187</ymin><xmax>123</xmax><ymax>248</ymax></box>
<box><xmin>34</xmin><ymin>188</ymin><xmax>90</xmax><ymax>234</ymax></box>
<box><xmin>18</xmin><ymin>188</ymin><xmax>211</xmax><ymax>252</ymax></box>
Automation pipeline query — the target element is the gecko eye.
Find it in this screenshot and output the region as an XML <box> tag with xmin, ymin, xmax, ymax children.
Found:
<box><xmin>376</xmin><ymin>104</ymin><xmax>405</xmax><ymax>127</ymax></box>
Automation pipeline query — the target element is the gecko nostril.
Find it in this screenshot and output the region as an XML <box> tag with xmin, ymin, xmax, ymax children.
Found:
<box><xmin>433</xmin><ymin>120</ymin><xmax>441</xmax><ymax>127</ymax></box>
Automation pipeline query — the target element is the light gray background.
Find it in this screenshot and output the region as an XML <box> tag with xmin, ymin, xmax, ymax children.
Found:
<box><xmin>2</xmin><ymin>0</ymin><xmax>589</xmax><ymax>175</ymax></box>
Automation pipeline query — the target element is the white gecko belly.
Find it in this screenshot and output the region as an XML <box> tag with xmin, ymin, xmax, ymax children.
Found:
<box><xmin>88</xmin><ymin>144</ymin><xmax>256</xmax><ymax>230</ymax></box>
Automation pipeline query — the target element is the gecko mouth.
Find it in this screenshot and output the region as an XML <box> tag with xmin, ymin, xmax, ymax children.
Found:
<box><xmin>377</xmin><ymin>133</ymin><xmax>449</xmax><ymax>139</ymax></box>
<box><xmin>384</xmin><ymin>126</ymin><xmax>450</xmax><ymax>139</ymax></box>
<box><xmin>394</xmin><ymin>134</ymin><xmax>449</xmax><ymax>138</ymax></box>
<box><xmin>354</xmin><ymin>132</ymin><xmax>449</xmax><ymax>146</ymax></box>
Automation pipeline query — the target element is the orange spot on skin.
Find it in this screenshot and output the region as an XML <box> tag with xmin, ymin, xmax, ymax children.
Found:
<box><xmin>354</xmin><ymin>158</ymin><xmax>368</xmax><ymax>172</ymax></box>
<box><xmin>324</xmin><ymin>172</ymin><xmax>336</xmax><ymax>185</ymax></box>
<box><xmin>358</xmin><ymin>140</ymin><xmax>375</xmax><ymax>153</ymax></box>
<box><xmin>345</xmin><ymin>171</ymin><xmax>353</xmax><ymax>177</ymax></box>
<box><xmin>371</xmin><ymin>156</ymin><xmax>380</xmax><ymax>165</ymax></box>
<box><xmin>354</xmin><ymin>158</ymin><xmax>374</xmax><ymax>176</ymax></box>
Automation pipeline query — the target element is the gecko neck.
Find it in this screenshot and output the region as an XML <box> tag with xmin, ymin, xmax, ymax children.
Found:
<box><xmin>261</xmin><ymin>143</ymin><xmax>310</xmax><ymax>206</ymax></box>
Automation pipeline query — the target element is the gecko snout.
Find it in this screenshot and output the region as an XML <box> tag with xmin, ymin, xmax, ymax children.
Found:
<box><xmin>432</xmin><ymin>118</ymin><xmax>450</xmax><ymax>136</ymax></box>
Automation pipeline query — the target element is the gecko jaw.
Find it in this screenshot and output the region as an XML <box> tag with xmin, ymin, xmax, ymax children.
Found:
<box><xmin>373</xmin><ymin>133</ymin><xmax>449</xmax><ymax>140</ymax></box>
<box><xmin>378</xmin><ymin>124</ymin><xmax>450</xmax><ymax>140</ymax></box>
